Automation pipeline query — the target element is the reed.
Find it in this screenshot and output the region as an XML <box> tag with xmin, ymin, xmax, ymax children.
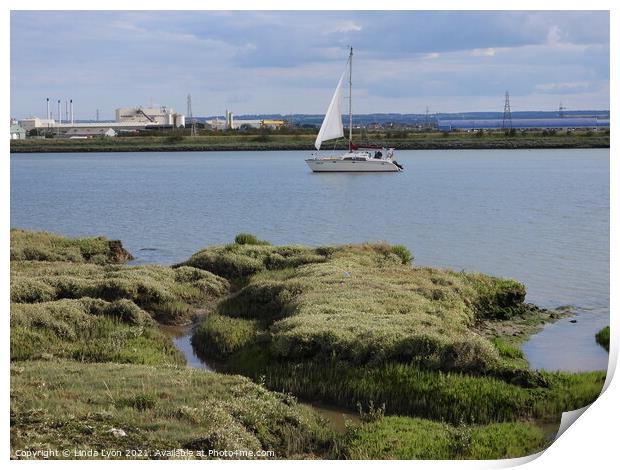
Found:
<box><xmin>227</xmin><ymin>356</ymin><xmax>604</xmax><ymax>425</ymax></box>
<box><xmin>234</xmin><ymin>233</ymin><xmax>271</xmax><ymax>246</ymax></box>
<box><xmin>340</xmin><ymin>417</ymin><xmax>547</xmax><ymax>459</ymax></box>
<box><xmin>595</xmin><ymin>326</ymin><xmax>610</xmax><ymax>352</ymax></box>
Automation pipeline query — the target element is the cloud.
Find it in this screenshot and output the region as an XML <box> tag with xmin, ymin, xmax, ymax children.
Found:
<box><xmin>470</xmin><ymin>48</ymin><xmax>496</xmax><ymax>57</ymax></box>
<box><xmin>535</xmin><ymin>82</ymin><xmax>593</xmax><ymax>94</ymax></box>
<box><xmin>10</xmin><ymin>10</ymin><xmax>609</xmax><ymax>117</ymax></box>
<box><xmin>546</xmin><ymin>25</ymin><xmax>564</xmax><ymax>45</ymax></box>
<box><xmin>325</xmin><ymin>20</ymin><xmax>362</xmax><ymax>34</ymax></box>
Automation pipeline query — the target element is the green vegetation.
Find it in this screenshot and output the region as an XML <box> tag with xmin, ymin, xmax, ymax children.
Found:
<box><xmin>10</xmin><ymin>229</ymin><xmax>132</xmax><ymax>263</ymax></box>
<box><xmin>11</xmin><ymin>361</ymin><xmax>333</xmax><ymax>459</ymax></box>
<box><xmin>165</xmin><ymin>134</ymin><xmax>184</xmax><ymax>143</ymax></box>
<box><xmin>10</xmin><ymin>230</ymin><xmax>228</xmax><ymax>325</ymax></box>
<box><xmin>390</xmin><ymin>244</ymin><xmax>413</xmax><ymax>265</ymax></box>
<box><xmin>192</xmin><ymin>314</ymin><xmax>259</xmax><ymax>360</ymax></box>
<box><xmin>490</xmin><ymin>337</ymin><xmax>526</xmax><ymax>363</ymax></box>
<box><xmin>11</xmin><ymin>359</ymin><xmax>550</xmax><ymax>460</ymax></box>
<box><xmin>10</xmin><ymin>230</ymin><xmax>333</xmax><ymax>459</ymax></box>
<box><xmin>234</xmin><ymin>233</ymin><xmax>271</xmax><ymax>246</ymax></box>
<box><xmin>11</xmin><ymin>298</ymin><xmax>183</xmax><ymax>365</ymax></box>
<box><xmin>226</xmin><ymin>356</ymin><xmax>603</xmax><ymax>425</ymax></box>
<box><xmin>340</xmin><ymin>417</ymin><xmax>547</xmax><ymax>459</ymax></box>
<box><xmin>10</xmin><ymin>128</ymin><xmax>609</xmax><ymax>153</ymax></box>
<box><xmin>188</xmin><ymin>241</ymin><xmax>532</xmax><ymax>372</ymax></box>
<box><xmin>11</xmin><ymin>261</ymin><xmax>229</xmax><ymax>324</ymax></box>
<box><xmin>177</xmin><ymin>242</ymin><xmax>327</xmax><ymax>280</ymax></box>
<box><xmin>10</xmin><ymin>230</ymin><xmax>606</xmax><ymax>459</ymax></box>
<box><xmin>187</xmin><ymin>235</ymin><xmax>605</xmax><ymax>429</ymax></box>
<box><xmin>595</xmin><ymin>326</ymin><xmax>610</xmax><ymax>352</ymax></box>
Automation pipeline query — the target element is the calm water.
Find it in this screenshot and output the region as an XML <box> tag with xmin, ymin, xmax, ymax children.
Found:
<box><xmin>10</xmin><ymin>149</ymin><xmax>610</xmax><ymax>371</ymax></box>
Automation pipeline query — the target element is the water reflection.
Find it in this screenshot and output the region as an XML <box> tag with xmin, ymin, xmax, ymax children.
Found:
<box><xmin>159</xmin><ymin>324</ymin><xmax>213</xmax><ymax>371</ymax></box>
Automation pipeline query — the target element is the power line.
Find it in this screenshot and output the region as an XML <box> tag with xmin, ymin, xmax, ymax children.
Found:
<box><xmin>187</xmin><ymin>94</ymin><xmax>196</xmax><ymax>136</ymax></box>
<box><xmin>502</xmin><ymin>91</ymin><xmax>512</xmax><ymax>130</ymax></box>
<box><xmin>559</xmin><ymin>102</ymin><xmax>566</xmax><ymax>118</ymax></box>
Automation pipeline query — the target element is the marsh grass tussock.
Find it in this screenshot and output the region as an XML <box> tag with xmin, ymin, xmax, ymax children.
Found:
<box><xmin>189</xmin><ymin>239</ymin><xmax>531</xmax><ymax>373</ymax></box>
<box><xmin>192</xmin><ymin>314</ymin><xmax>259</xmax><ymax>360</ymax></box>
<box><xmin>11</xmin><ymin>298</ymin><xmax>184</xmax><ymax>365</ymax></box>
<box><xmin>187</xmin><ymin>235</ymin><xmax>605</xmax><ymax>428</ymax></box>
<box><xmin>595</xmin><ymin>326</ymin><xmax>610</xmax><ymax>352</ymax></box>
<box><xmin>11</xmin><ymin>229</ymin><xmax>132</xmax><ymax>263</ymax></box>
<box><xmin>11</xmin><ymin>261</ymin><xmax>229</xmax><ymax>324</ymax></box>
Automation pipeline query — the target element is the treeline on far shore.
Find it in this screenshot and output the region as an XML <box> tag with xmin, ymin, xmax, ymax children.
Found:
<box><xmin>10</xmin><ymin>128</ymin><xmax>610</xmax><ymax>153</ymax></box>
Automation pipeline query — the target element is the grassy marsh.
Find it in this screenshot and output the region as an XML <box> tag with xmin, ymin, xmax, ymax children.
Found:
<box><xmin>225</xmin><ymin>354</ymin><xmax>604</xmax><ymax>425</ymax></box>
<box><xmin>9</xmin><ymin>230</ymin><xmax>332</xmax><ymax>459</ymax></box>
<box><xmin>10</xmin><ymin>230</ymin><xmax>606</xmax><ymax>459</ymax></box>
<box><xmin>10</xmin><ymin>360</ymin><xmax>333</xmax><ymax>459</ymax></box>
<box><xmin>188</xmin><ymin>241</ymin><xmax>538</xmax><ymax>373</ymax></box>
<box><xmin>339</xmin><ymin>417</ymin><xmax>548</xmax><ymax>459</ymax></box>
<box><xmin>11</xmin><ymin>298</ymin><xmax>184</xmax><ymax>365</ymax></box>
<box><xmin>11</xmin><ymin>261</ymin><xmax>229</xmax><ymax>324</ymax></box>
<box><xmin>187</xmin><ymin>236</ymin><xmax>605</xmax><ymax>427</ymax></box>
<box><xmin>11</xmin><ymin>228</ymin><xmax>133</xmax><ymax>263</ymax></box>
<box><xmin>595</xmin><ymin>326</ymin><xmax>610</xmax><ymax>352</ymax></box>
<box><xmin>10</xmin><ymin>129</ymin><xmax>610</xmax><ymax>154</ymax></box>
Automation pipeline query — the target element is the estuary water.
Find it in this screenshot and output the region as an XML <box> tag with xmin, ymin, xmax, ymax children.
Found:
<box><xmin>10</xmin><ymin>149</ymin><xmax>610</xmax><ymax>372</ymax></box>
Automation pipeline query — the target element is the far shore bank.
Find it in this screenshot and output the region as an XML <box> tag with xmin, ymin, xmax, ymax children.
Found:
<box><xmin>10</xmin><ymin>130</ymin><xmax>610</xmax><ymax>153</ymax></box>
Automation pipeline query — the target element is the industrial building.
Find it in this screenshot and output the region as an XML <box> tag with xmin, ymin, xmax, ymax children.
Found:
<box><xmin>116</xmin><ymin>106</ymin><xmax>185</xmax><ymax>127</ymax></box>
<box><xmin>437</xmin><ymin>117</ymin><xmax>609</xmax><ymax>131</ymax></box>
<box><xmin>19</xmin><ymin>117</ymin><xmax>56</xmax><ymax>132</ymax></box>
<box><xmin>10</xmin><ymin>120</ymin><xmax>26</xmax><ymax>140</ymax></box>
<box><xmin>208</xmin><ymin>111</ymin><xmax>288</xmax><ymax>130</ymax></box>
<box><xmin>19</xmin><ymin>103</ymin><xmax>186</xmax><ymax>137</ymax></box>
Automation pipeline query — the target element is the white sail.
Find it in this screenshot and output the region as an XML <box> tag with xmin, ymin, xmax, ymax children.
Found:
<box><xmin>314</xmin><ymin>67</ymin><xmax>347</xmax><ymax>150</ymax></box>
<box><xmin>305</xmin><ymin>47</ymin><xmax>402</xmax><ymax>173</ymax></box>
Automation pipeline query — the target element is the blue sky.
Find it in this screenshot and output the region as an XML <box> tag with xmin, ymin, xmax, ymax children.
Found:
<box><xmin>10</xmin><ymin>10</ymin><xmax>609</xmax><ymax>120</ymax></box>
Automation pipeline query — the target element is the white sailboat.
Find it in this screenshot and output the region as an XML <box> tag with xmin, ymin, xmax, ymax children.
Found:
<box><xmin>306</xmin><ymin>47</ymin><xmax>403</xmax><ymax>173</ymax></box>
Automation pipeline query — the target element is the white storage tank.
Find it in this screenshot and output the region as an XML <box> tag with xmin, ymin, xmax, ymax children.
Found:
<box><xmin>173</xmin><ymin>113</ymin><xmax>186</xmax><ymax>128</ymax></box>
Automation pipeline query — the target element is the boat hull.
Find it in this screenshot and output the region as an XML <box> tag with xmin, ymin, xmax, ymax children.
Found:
<box><xmin>305</xmin><ymin>159</ymin><xmax>401</xmax><ymax>172</ymax></box>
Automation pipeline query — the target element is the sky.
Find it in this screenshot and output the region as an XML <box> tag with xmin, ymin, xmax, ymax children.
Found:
<box><xmin>10</xmin><ymin>10</ymin><xmax>610</xmax><ymax>120</ymax></box>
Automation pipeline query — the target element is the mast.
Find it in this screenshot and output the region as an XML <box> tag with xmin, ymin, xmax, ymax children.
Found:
<box><xmin>348</xmin><ymin>47</ymin><xmax>353</xmax><ymax>151</ymax></box>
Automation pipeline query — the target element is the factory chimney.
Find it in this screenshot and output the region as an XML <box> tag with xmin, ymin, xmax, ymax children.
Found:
<box><xmin>57</xmin><ymin>100</ymin><xmax>62</xmax><ymax>124</ymax></box>
<box><xmin>225</xmin><ymin>110</ymin><xmax>234</xmax><ymax>130</ymax></box>
<box><xmin>46</xmin><ymin>98</ymin><xmax>50</xmax><ymax>120</ymax></box>
<box><xmin>70</xmin><ymin>99</ymin><xmax>74</xmax><ymax>124</ymax></box>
